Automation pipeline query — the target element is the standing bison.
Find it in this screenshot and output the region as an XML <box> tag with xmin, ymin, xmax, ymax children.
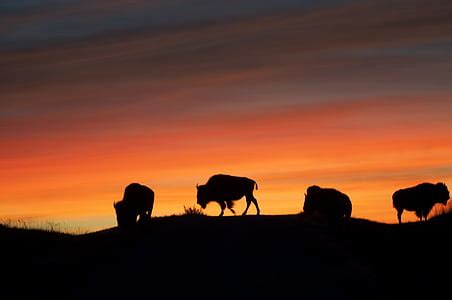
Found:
<box><xmin>392</xmin><ymin>182</ymin><xmax>449</xmax><ymax>224</ymax></box>
<box><xmin>197</xmin><ymin>174</ymin><xmax>260</xmax><ymax>216</ymax></box>
<box><xmin>303</xmin><ymin>185</ymin><xmax>352</xmax><ymax>225</ymax></box>
<box><xmin>114</xmin><ymin>183</ymin><xmax>154</xmax><ymax>229</ymax></box>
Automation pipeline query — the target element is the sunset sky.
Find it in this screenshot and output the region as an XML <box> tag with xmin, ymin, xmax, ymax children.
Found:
<box><xmin>1</xmin><ymin>0</ymin><xmax>452</xmax><ymax>231</ymax></box>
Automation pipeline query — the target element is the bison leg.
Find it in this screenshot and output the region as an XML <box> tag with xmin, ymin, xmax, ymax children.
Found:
<box><xmin>242</xmin><ymin>197</ymin><xmax>252</xmax><ymax>215</ymax></box>
<box><xmin>137</xmin><ymin>214</ymin><xmax>145</xmax><ymax>224</ymax></box>
<box><xmin>397</xmin><ymin>209</ymin><xmax>403</xmax><ymax>224</ymax></box>
<box><xmin>243</xmin><ymin>194</ymin><xmax>260</xmax><ymax>215</ymax></box>
<box><xmin>219</xmin><ymin>201</ymin><xmax>226</xmax><ymax>217</ymax></box>
<box><xmin>422</xmin><ymin>209</ymin><xmax>429</xmax><ymax>222</ymax></box>
<box><xmin>421</xmin><ymin>213</ymin><xmax>427</xmax><ymax>222</ymax></box>
<box><xmin>252</xmin><ymin>196</ymin><xmax>260</xmax><ymax>215</ymax></box>
<box><xmin>226</xmin><ymin>200</ymin><xmax>236</xmax><ymax>215</ymax></box>
<box><xmin>415</xmin><ymin>209</ymin><xmax>423</xmax><ymax>222</ymax></box>
<box><xmin>137</xmin><ymin>212</ymin><xmax>151</xmax><ymax>224</ymax></box>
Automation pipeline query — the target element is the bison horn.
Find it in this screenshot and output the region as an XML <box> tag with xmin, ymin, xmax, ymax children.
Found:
<box><xmin>113</xmin><ymin>201</ymin><xmax>117</xmax><ymax>208</ymax></box>
<box><xmin>196</xmin><ymin>184</ymin><xmax>199</xmax><ymax>189</ymax></box>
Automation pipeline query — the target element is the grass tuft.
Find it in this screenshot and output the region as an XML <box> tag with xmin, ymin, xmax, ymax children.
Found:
<box><xmin>428</xmin><ymin>203</ymin><xmax>452</xmax><ymax>220</ymax></box>
<box><xmin>182</xmin><ymin>205</ymin><xmax>206</xmax><ymax>216</ymax></box>
<box><xmin>0</xmin><ymin>219</ymin><xmax>87</xmax><ymax>234</ymax></box>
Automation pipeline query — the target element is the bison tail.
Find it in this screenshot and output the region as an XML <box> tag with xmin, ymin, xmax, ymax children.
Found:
<box><xmin>255</xmin><ymin>182</ymin><xmax>258</xmax><ymax>190</ymax></box>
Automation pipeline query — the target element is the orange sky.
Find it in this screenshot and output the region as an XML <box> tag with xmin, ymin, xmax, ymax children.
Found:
<box><xmin>1</xmin><ymin>0</ymin><xmax>452</xmax><ymax>231</ymax></box>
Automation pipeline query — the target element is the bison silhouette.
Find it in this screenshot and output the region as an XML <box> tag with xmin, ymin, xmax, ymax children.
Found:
<box><xmin>114</xmin><ymin>183</ymin><xmax>154</xmax><ymax>228</ymax></box>
<box><xmin>303</xmin><ymin>185</ymin><xmax>352</xmax><ymax>225</ymax></box>
<box><xmin>197</xmin><ymin>174</ymin><xmax>260</xmax><ymax>216</ymax></box>
<box><xmin>392</xmin><ymin>182</ymin><xmax>449</xmax><ymax>224</ymax></box>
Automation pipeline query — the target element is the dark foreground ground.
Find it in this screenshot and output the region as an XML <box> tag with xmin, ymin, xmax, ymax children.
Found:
<box><xmin>1</xmin><ymin>214</ymin><xmax>452</xmax><ymax>300</ymax></box>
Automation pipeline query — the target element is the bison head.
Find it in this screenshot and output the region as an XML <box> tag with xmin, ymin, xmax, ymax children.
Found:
<box><xmin>114</xmin><ymin>200</ymin><xmax>137</xmax><ymax>229</ymax></box>
<box><xmin>303</xmin><ymin>185</ymin><xmax>321</xmax><ymax>213</ymax></box>
<box><xmin>196</xmin><ymin>184</ymin><xmax>209</xmax><ymax>209</ymax></box>
<box><xmin>303</xmin><ymin>192</ymin><xmax>314</xmax><ymax>213</ymax></box>
<box><xmin>306</xmin><ymin>185</ymin><xmax>321</xmax><ymax>195</ymax></box>
<box><xmin>436</xmin><ymin>182</ymin><xmax>450</xmax><ymax>205</ymax></box>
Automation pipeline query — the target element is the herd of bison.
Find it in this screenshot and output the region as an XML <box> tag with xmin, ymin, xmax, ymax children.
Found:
<box><xmin>113</xmin><ymin>174</ymin><xmax>450</xmax><ymax>229</ymax></box>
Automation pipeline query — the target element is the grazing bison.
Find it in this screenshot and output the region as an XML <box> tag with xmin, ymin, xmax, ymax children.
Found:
<box><xmin>197</xmin><ymin>174</ymin><xmax>260</xmax><ymax>216</ymax></box>
<box><xmin>392</xmin><ymin>182</ymin><xmax>449</xmax><ymax>224</ymax></box>
<box><xmin>114</xmin><ymin>183</ymin><xmax>154</xmax><ymax>229</ymax></box>
<box><xmin>303</xmin><ymin>185</ymin><xmax>352</xmax><ymax>225</ymax></box>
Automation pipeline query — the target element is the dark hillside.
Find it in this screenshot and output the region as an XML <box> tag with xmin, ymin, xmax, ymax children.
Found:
<box><xmin>1</xmin><ymin>215</ymin><xmax>452</xmax><ymax>299</ymax></box>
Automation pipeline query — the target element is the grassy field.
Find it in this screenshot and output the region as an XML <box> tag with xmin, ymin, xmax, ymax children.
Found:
<box><xmin>1</xmin><ymin>214</ymin><xmax>452</xmax><ymax>300</ymax></box>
